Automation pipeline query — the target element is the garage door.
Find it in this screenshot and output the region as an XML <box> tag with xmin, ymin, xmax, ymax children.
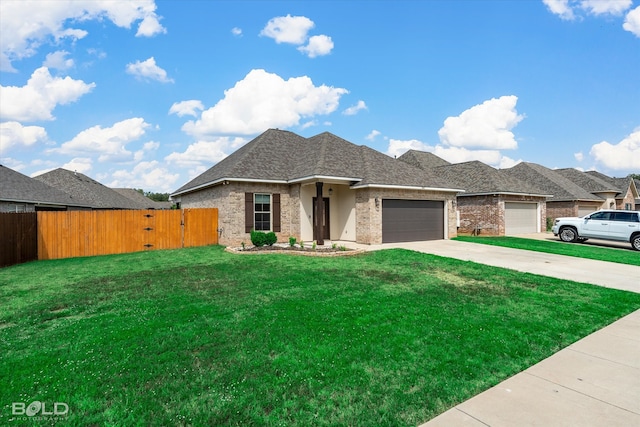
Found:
<box><xmin>578</xmin><ymin>206</ymin><xmax>597</xmax><ymax>217</ymax></box>
<box><xmin>382</xmin><ymin>199</ymin><xmax>444</xmax><ymax>243</ymax></box>
<box><xmin>505</xmin><ymin>202</ymin><xmax>538</xmax><ymax>235</ymax></box>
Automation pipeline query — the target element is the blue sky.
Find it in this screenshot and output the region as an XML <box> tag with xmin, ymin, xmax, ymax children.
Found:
<box><xmin>1</xmin><ymin>0</ymin><xmax>639</xmax><ymax>193</ymax></box>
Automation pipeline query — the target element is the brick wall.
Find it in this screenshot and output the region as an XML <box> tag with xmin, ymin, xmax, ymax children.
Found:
<box><xmin>178</xmin><ymin>182</ymin><xmax>299</xmax><ymax>246</ymax></box>
<box><xmin>457</xmin><ymin>195</ymin><xmax>547</xmax><ymax>236</ymax></box>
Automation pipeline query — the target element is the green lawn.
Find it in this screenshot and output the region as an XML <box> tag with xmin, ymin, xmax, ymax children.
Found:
<box><xmin>454</xmin><ymin>235</ymin><xmax>640</xmax><ymax>266</ymax></box>
<box><xmin>2</xmin><ymin>246</ymin><xmax>639</xmax><ymax>426</ymax></box>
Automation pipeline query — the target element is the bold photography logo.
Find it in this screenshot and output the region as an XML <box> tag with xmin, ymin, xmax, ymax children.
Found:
<box><xmin>12</xmin><ymin>401</ymin><xmax>68</xmax><ymax>418</ymax></box>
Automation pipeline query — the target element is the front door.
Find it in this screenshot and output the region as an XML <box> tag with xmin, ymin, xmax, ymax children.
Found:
<box><xmin>313</xmin><ymin>197</ymin><xmax>330</xmax><ymax>240</ymax></box>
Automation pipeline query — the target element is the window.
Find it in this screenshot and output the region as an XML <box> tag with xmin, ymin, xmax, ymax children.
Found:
<box><xmin>254</xmin><ymin>194</ymin><xmax>271</xmax><ymax>231</ymax></box>
<box><xmin>589</xmin><ymin>212</ymin><xmax>611</xmax><ymax>220</ymax></box>
<box><xmin>245</xmin><ymin>192</ymin><xmax>280</xmax><ymax>233</ymax></box>
<box><xmin>613</xmin><ymin>212</ymin><xmax>639</xmax><ymax>223</ymax></box>
<box><xmin>625</xmin><ymin>203</ymin><xmax>633</xmax><ymax>210</ymax></box>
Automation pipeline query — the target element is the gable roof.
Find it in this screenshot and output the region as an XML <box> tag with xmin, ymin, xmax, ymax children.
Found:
<box><xmin>397</xmin><ymin>150</ymin><xmax>451</xmax><ymax>169</ymax></box>
<box><xmin>172</xmin><ymin>129</ymin><xmax>463</xmax><ymax>196</ymax></box>
<box><xmin>111</xmin><ymin>188</ymin><xmax>173</xmax><ymax>209</ymax></box>
<box><xmin>503</xmin><ymin>162</ymin><xmax>602</xmax><ymax>202</ymax></box>
<box><xmin>431</xmin><ymin>160</ymin><xmax>549</xmax><ymax>196</ymax></box>
<box><xmin>0</xmin><ymin>165</ymin><xmax>92</xmax><ymax>208</ymax></box>
<box><xmin>585</xmin><ymin>171</ymin><xmax>639</xmax><ymax>200</ymax></box>
<box><xmin>34</xmin><ymin>169</ymin><xmax>146</xmax><ymax>209</ymax></box>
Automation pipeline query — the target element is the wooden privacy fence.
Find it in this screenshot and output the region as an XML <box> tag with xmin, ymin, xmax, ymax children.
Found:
<box><xmin>37</xmin><ymin>208</ymin><xmax>218</xmax><ymax>260</ymax></box>
<box><xmin>0</xmin><ymin>212</ymin><xmax>38</xmax><ymax>267</ymax></box>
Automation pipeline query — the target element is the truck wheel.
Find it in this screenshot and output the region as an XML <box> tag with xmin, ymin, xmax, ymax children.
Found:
<box><xmin>559</xmin><ymin>227</ymin><xmax>578</xmax><ymax>243</ymax></box>
<box><xmin>631</xmin><ymin>234</ymin><xmax>640</xmax><ymax>251</ymax></box>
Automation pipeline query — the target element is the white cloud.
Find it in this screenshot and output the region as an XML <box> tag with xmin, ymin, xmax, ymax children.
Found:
<box><xmin>543</xmin><ymin>0</ymin><xmax>633</xmax><ymax>22</ymax></box>
<box><xmin>43</xmin><ymin>51</ymin><xmax>74</xmax><ymax>71</ymax></box>
<box><xmin>169</xmin><ymin>100</ymin><xmax>204</xmax><ymax>117</ymax></box>
<box><xmin>574</xmin><ymin>151</ymin><xmax>584</xmax><ymax>162</ymax></box>
<box><xmin>0</xmin><ymin>67</ymin><xmax>95</xmax><ymax>122</ymax></box>
<box><xmin>126</xmin><ymin>57</ymin><xmax>173</xmax><ymax>83</ymax></box>
<box><xmin>108</xmin><ymin>161</ymin><xmax>179</xmax><ymax>193</ymax></box>
<box><xmin>343</xmin><ymin>100</ymin><xmax>368</xmax><ymax>116</ymax></box>
<box><xmin>0</xmin><ymin>121</ymin><xmax>48</xmax><ymax>150</ymax></box>
<box><xmin>0</xmin><ymin>0</ymin><xmax>165</xmax><ymax>71</ymax></box>
<box><xmin>543</xmin><ymin>0</ymin><xmax>575</xmax><ymax>20</ymax></box>
<box><xmin>260</xmin><ymin>15</ymin><xmax>314</xmax><ymax>44</ymax></box>
<box><xmin>62</xmin><ymin>157</ymin><xmax>93</xmax><ymax>174</ymax></box>
<box><xmin>386</xmin><ymin>138</ymin><xmax>432</xmax><ymax>158</ymax></box>
<box><xmin>623</xmin><ymin>6</ymin><xmax>640</xmax><ymax>37</ymax></box>
<box><xmin>580</xmin><ymin>0</ymin><xmax>632</xmax><ymax>16</ymax></box>
<box><xmin>56</xmin><ymin>117</ymin><xmax>150</xmax><ymax>162</ymax></box>
<box><xmin>366</xmin><ymin>130</ymin><xmax>381</xmax><ymax>141</ymax></box>
<box><xmin>590</xmin><ymin>129</ymin><xmax>640</xmax><ymax>170</ymax></box>
<box><xmin>231</xmin><ymin>27</ymin><xmax>242</xmax><ymax>37</ymax></box>
<box><xmin>433</xmin><ymin>146</ymin><xmax>520</xmax><ymax>169</ymax></box>
<box><xmin>438</xmin><ymin>95</ymin><xmax>523</xmax><ymax>150</ymax></box>
<box><xmin>298</xmin><ymin>35</ymin><xmax>334</xmax><ymax>58</ymax></box>
<box><xmin>165</xmin><ymin>137</ymin><xmax>247</xmax><ymax>168</ymax></box>
<box><xmin>182</xmin><ymin>69</ymin><xmax>348</xmax><ymax>137</ymax></box>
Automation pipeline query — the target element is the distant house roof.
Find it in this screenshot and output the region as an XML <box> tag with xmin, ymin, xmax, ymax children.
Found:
<box><xmin>585</xmin><ymin>171</ymin><xmax>639</xmax><ymax>200</ymax></box>
<box><xmin>0</xmin><ymin>165</ymin><xmax>92</xmax><ymax>208</ymax></box>
<box><xmin>430</xmin><ymin>160</ymin><xmax>549</xmax><ymax>197</ymax></box>
<box><xmin>34</xmin><ymin>169</ymin><xmax>146</xmax><ymax>209</ymax></box>
<box><xmin>112</xmin><ymin>188</ymin><xmax>173</xmax><ymax>209</ymax></box>
<box><xmin>503</xmin><ymin>162</ymin><xmax>603</xmax><ymax>202</ymax></box>
<box><xmin>172</xmin><ymin>129</ymin><xmax>463</xmax><ymax>196</ymax></box>
<box><xmin>397</xmin><ymin>150</ymin><xmax>451</xmax><ymax>169</ymax></box>
<box><xmin>555</xmin><ymin>168</ymin><xmax>618</xmax><ymax>194</ymax></box>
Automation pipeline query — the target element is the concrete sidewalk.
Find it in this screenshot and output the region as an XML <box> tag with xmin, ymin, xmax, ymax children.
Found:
<box><xmin>337</xmin><ymin>237</ymin><xmax>640</xmax><ymax>426</ymax></box>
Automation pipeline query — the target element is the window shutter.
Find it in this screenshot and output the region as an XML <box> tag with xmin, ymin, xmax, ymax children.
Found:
<box><xmin>245</xmin><ymin>192</ymin><xmax>254</xmax><ymax>233</ymax></box>
<box><xmin>273</xmin><ymin>193</ymin><xmax>281</xmax><ymax>232</ymax></box>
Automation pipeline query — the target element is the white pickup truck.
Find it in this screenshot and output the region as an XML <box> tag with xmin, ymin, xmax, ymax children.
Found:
<box><xmin>552</xmin><ymin>209</ymin><xmax>640</xmax><ymax>251</ymax></box>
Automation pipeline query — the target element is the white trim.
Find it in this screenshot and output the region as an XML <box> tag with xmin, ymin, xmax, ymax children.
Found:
<box><xmin>459</xmin><ymin>191</ymin><xmax>553</xmax><ymax>198</ymax></box>
<box><xmin>351</xmin><ymin>183</ymin><xmax>465</xmax><ymax>193</ymax></box>
<box><xmin>0</xmin><ymin>198</ymin><xmax>91</xmax><ymax>208</ymax></box>
<box><xmin>288</xmin><ymin>175</ymin><xmax>362</xmax><ymax>184</ymax></box>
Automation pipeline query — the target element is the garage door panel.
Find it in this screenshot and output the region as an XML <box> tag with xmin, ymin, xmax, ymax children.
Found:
<box><xmin>505</xmin><ymin>202</ymin><xmax>537</xmax><ymax>235</ymax></box>
<box><xmin>382</xmin><ymin>199</ymin><xmax>443</xmax><ymax>243</ymax></box>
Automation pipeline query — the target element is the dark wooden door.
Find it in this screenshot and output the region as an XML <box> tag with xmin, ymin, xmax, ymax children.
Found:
<box><xmin>313</xmin><ymin>197</ymin><xmax>330</xmax><ymax>240</ymax></box>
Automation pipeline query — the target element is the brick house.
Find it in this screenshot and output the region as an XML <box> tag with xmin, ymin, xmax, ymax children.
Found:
<box><xmin>503</xmin><ymin>162</ymin><xmax>606</xmax><ymax>221</ymax></box>
<box><xmin>170</xmin><ymin>129</ymin><xmax>463</xmax><ymax>246</ymax></box>
<box><xmin>583</xmin><ymin>171</ymin><xmax>638</xmax><ymax>211</ymax></box>
<box><xmin>399</xmin><ymin>152</ymin><xmax>550</xmax><ymax>235</ymax></box>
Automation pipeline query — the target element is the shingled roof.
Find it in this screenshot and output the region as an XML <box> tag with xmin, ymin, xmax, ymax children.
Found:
<box><xmin>172</xmin><ymin>129</ymin><xmax>462</xmax><ymax>196</ymax></box>
<box><xmin>503</xmin><ymin>162</ymin><xmax>602</xmax><ymax>202</ymax></box>
<box><xmin>34</xmin><ymin>169</ymin><xmax>146</xmax><ymax>209</ymax></box>
<box><xmin>555</xmin><ymin>168</ymin><xmax>618</xmax><ymax>194</ymax></box>
<box><xmin>0</xmin><ymin>165</ymin><xmax>92</xmax><ymax>208</ymax></box>
<box><xmin>585</xmin><ymin>171</ymin><xmax>639</xmax><ymax>200</ymax></box>
<box><xmin>112</xmin><ymin>188</ymin><xmax>173</xmax><ymax>209</ymax></box>
<box><xmin>430</xmin><ymin>160</ymin><xmax>549</xmax><ymax>196</ymax></box>
<box><xmin>397</xmin><ymin>150</ymin><xmax>451</xmax><ymax>169</ymax></box>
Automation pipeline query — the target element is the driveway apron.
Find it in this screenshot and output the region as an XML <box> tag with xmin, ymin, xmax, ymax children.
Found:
<box><xmin>339</xmin><ymin>238</ymin><xmax>640</xmax><ymax>427</ymax></box>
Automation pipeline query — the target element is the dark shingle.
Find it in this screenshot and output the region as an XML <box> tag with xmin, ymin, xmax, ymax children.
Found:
<box><xmin>397</xmin><ymin>150</ymin><xmax>451</xmax><ymax>169</ymax></box>
<box><xmin>0</xmin><ymin>165</ymin><xmax>91</xmax><ymax>208</ymax></box>
<box><xmin>503</xmin><ymin>162</ymin><xmax>602</xmax><ymax>202</ymax></box>
<box><xmin>34</xmin><ymin>169</ymin><xmax>145</xmax><ymax>209</ymax></box>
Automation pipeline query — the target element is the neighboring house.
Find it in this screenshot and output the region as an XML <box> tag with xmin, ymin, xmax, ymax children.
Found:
<box><xmin>34</xmin><ymin>169</ymin><xmax>147</xmax><ymax>210</ymax></box>
<box><xmin>397</xmin><ymin>150</ymin><xmax>451</xmax><ymax>169</ymax></box>
<box><xmin>0</xmin><ymin>165</ymin><xmax>92</xmax><ymax>212</ymax></box>
<box><xmin>583</xmin><ymin>170</ymin><xmax>638</xmax><ymax>211</ymax></box>
<box><xmin>112</xmin><ymin>188</ymin><xmax>173</xmax><ymax>210</ymax></box>
<box><xmin>400</xmin><ymin>155</ymin><xmax>551</xmax><ymax>235</ymax></box>
<box><xmin>554</xmin><ymin>168</ymin><xmax>623</xmax><ymax>211</ymax></box>
<box><xmin>171</xmin><ymin>129</ymin><xmax>463</xmax><ymax>246</ymax></box>
<box><xmin>503</xmin><ymin>162</ymin><xmax>604</xmax><ymax>220</ymax></box>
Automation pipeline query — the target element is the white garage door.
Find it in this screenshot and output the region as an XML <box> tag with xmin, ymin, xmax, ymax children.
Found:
<box><xmin>578</xmin><ymin>206</ymin><xmax>597</xmax><ymax>217</ymax></box>
<box><xmin>505</xmin><ymin>203</ymin><xmax>538</xmax><ymax>235</ymax></box>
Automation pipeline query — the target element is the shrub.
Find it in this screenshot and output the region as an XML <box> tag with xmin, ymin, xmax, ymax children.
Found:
<box><xmin>289</xmin><ymin>236</ymin><xmax>297</xmax><ymax>247</ymax></box>
<box><xmin>250</xmin><ymin>230</ymin><xmax>267</xmax><ymax>247</ymax></box>
<box><xmin>265</xmin><ymin>232</ymin><xmax>277</xmax><ymax>246</ymax></box>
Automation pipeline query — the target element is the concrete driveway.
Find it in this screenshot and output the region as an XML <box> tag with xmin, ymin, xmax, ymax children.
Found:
<box><xmin>339</xmin><ymin>236</ymin><xmax>640</xmax><ymax>426</ymax></box>
<box><xmin>342</xmin><ymin>236</ymin><xmax>640</xmax><ymax>293</ymax></box>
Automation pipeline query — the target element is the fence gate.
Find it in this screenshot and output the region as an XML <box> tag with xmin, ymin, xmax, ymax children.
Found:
<box><xmin>0</xmin><ymin>212</ymin><xmax>38</xmax><ymax>267</ymax></box>
<box><xmin>37</xmin><ymin>208</ymin><xmax>218</xmax><ymax>261</ymax></box>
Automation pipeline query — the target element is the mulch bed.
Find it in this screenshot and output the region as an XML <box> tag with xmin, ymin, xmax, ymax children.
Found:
<box><xmin>225</xmin><ymin>244</ymin><xmax>364</xmax><ymax>257</ymax></box>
